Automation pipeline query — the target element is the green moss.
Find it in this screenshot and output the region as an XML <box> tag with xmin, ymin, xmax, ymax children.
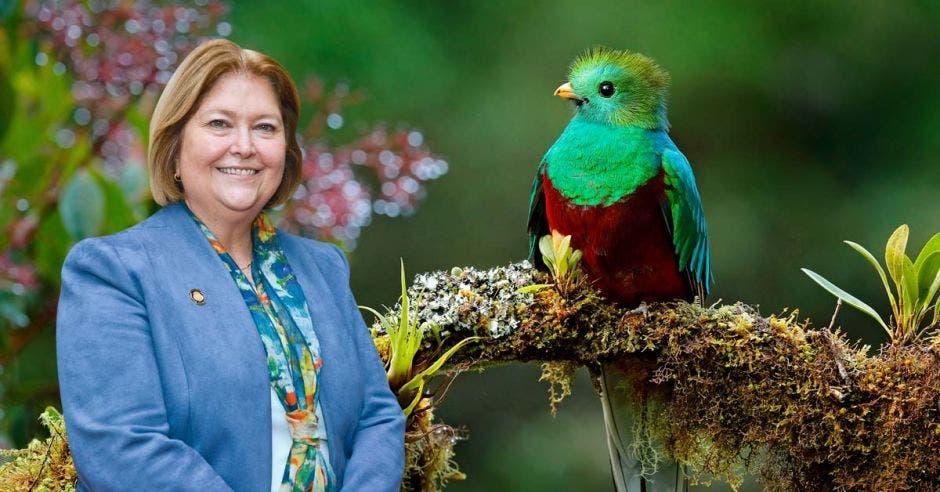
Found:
<box><xmin>539</xmin><ymin>361</ymin><xmax>577</xmax><ymax>416</ymax></box>
<box><xmin>401</xmin><ymin>400</ymin><xmax>464</xmax><ymax>492</ymax></box>
<box><xmin>0</xmin><ymin>407</ymin><xmax>75</xmax><ymax>492</ymax></box>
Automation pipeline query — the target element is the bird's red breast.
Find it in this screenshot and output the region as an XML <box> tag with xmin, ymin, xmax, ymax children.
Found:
<box><xmin>541</xmin><ymin>171</ymin><xmax>692</xmax><ymax>307</ymax></box>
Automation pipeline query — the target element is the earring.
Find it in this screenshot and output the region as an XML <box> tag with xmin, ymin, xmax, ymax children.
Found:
<box><xmin>174</xmin><ymin>173</ymin><xmax>181</xmax><ymax>182</ymax></box>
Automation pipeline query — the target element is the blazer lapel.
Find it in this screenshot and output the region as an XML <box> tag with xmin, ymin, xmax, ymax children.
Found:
<box><xmin>140</xmin><ymin>204</ymin><xmax>273</xmax><ymax>485</ymax></box>
<box><xmin>279</xmin><ymin>234</ymin><xmax>358</xmax><ymax>477</ymax></box>
<box><xmin>143</xmin><ymin>204</ymin><xmax>268</xmax><ymax>371</ymax></box>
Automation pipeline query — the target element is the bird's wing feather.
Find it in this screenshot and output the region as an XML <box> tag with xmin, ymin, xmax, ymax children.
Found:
<box><xmin>526</xmin><ymin>159</ymin><xmax>549</xmax><ymax>267</ymax></box>
<box><xmin>661</xmin><ymin>149</ymin><xmax>713</xmax><ymax>298</ymax></box>
<box><xmin>656</xmin><ymin>195</ymin><xmax>701</xmax><ymax>297</ymax></box>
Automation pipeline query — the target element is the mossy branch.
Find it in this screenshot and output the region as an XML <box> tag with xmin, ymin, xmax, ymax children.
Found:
<box><xmin>378</xmin><ymin>261</ymin><xmax>940</xmax><ymax>491</ymax></box>
<box><xmin>6</xmin><ymin>262</ymin><xmax>939</xmax><ymax>491</ymax></box>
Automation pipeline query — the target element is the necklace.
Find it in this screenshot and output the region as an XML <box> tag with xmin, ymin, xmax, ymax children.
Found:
<box><xmin>238</xmin><ymin>260</ymin><xmax>252</xmax><ymax>271</ymax></box>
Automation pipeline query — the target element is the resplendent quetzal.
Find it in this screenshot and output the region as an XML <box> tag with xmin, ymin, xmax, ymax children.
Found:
<box><xmin>527</xmin><ymin>48</ymin><xmax>713</xmax><ymax>492</ymax></box>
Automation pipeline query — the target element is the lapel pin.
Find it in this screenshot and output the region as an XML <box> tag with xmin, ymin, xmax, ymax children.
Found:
<box><xmin>190</xmin><ymin>288</ymin><xmax>206</xmax><ymax>305</ymax></box>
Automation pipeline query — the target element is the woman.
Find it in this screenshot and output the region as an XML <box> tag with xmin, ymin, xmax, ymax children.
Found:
<box><xmin>56</xmin><ymin>39</ymin><xmax>405</xmax><ymax>491</ymax></box>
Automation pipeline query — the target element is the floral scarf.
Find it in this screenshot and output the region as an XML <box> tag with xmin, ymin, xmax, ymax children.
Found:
<box><xmin>189</xmin><ymin>207</ymin><xmax>335</xmax><ymax>492</ymax></box>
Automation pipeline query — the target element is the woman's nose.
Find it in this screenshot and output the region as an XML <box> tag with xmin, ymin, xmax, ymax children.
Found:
<box><xmin>229</xmin><ymin>125</ymin><xmax>255</xmax><ymax>158</ymax></box>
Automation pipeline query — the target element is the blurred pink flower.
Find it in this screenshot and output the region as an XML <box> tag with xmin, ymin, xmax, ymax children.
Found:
<box><xmin>28</xmin><ymin>0</ymin><xmax>228</xmax><ymax>119</ymax></box>
<box><xmin>282</xmin><ymin>79</ymin><xmax>448</xmax><ymax>249</ymax></box>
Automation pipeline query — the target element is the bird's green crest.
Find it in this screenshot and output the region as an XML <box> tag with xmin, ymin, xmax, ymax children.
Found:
<box><xmin>567</xmin><ymin>47</ymin><xmax>670</xmax><ymax>129</ymax></box>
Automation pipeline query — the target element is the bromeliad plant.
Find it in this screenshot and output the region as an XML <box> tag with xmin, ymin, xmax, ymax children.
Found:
<box><xmin>538</xmin><ymin>231</ymin><xmax>583</xmax><ymax>294</ymax></box>
<box><xmin>803</xmin><ymin>225</ymin><xmax>940</xmax><ymax>344</ymax></box>
<box><xmin>362</xmin><ymin>261</ymin><xmax>479</xmax><ymax>417</ymax></box>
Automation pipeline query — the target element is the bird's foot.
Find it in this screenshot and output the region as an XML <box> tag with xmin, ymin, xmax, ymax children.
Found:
<box><xmin>621</xmin><ymin>301</ymin><xmax>649</xmax><ymax>322</ymax></box>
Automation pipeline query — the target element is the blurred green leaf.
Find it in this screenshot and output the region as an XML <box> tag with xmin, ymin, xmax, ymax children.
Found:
<box><xmin>538</xmin><ymin>235</ymin><xmax>555</xmax><ymax>262</ymax></box>
<box><xmin>0</xmin><ymin>64</ymin><xmax>13</xmax><ymax>143</ymax></box>
<box><xmin>925</xmin><ymin>269</ymin><xmax>940</xmax><ymax>320</ymax></box>
<box><xmin>885</xmin><ymin>225</ymin><xmax>909</xmax><ymax>296</ymax></box>
<box><xmin>934</xmin><ymin>294</ymin><xmax>940</xmax><ymax>328</ymax></box>
<box><xmin>901</xmin><ymin>258</ymin><xmax>918</xmax><ymax>319</ymax></box>
<box><xmin>914</xmin><ymin>234</ymin><xmax>940</xmax><ymax>298</ymax></box>
<box><xmin>124</xmin><ymin>105</ymin><xmax>151</xmax><ymax>149</ymax></box>
<box><xmin>1</xmin><ymin>326</ymin><xmax>60</xmax><ymax>447</ymax></box>
<box><xmin>568</xmin><ymin>249</ymin><xmax>582</xmax><ymax>273</ymax></box>
<box><xmin>118</xmin><ymin>163</ymin><xmax>151</xmax><ymax>225</ymax></box>
<box><xmin>59</xmin><ymin>169</ymin><xmax>105</xmax><ymax>240</ymax></box>
<box><xmin>118</xmin><ymin>163</ymin><xmax>149</xmax><ymax>202</ymax></box>
<box><xmin>5</xmin><ymin>325</ymin><xmax>57</xmax><ymax>386</ymax></box>
<box><xmin>918</xmin><ymin>252</ymin><xmax>940</xmax><ymax>309</ymax></box>
<box><xmin>802</xmin><ymin>268</ymin><xmax>889</xmax><ymax>334</ymax></box>
<box><xmin>845</xmin><ymin>240</ymin><xmax>897</xmax><ymax>313</ymax></box>
<box><xmin>34</xmin><ymin>210</ymin><xmax>71</xmax><ymax>286</ymax></box>
<box><xmin>516</xmin><ymin>284</ymin><xmax>553</xmax><ymax>294</ymax></box>
<box><xmin>0</xmin><ymin>12</ymin><xmax>8</xmax><ymax>66</ymax></box>
<box><xmin>1</xmin><ymin>45</ymin><xmax>73</xmax><ymax>161</ymax></box>
<box><xmin>92</xmin><ymin>168</ymin><xmax>137</xmax><ymax>234</ymax></box>
<box><xmin>558</xmin><ymin>234</ymin><xmax>571</xmax><ymax>260</ymax></box>
<box><xmin>0</xmin><ymin>295</ymin><xmax>28</xmax><ymax>328</ymax></box>
<box><xmin>2</xmin><ymin>404</ymin><xmax>29</xmax><ymax>447</ymax></box>
<box><xmin>913</xmin><ymin>233</ymin><xmax>940</xmax><ymax>270</ymax></box>
<box><xmin>0</xmin><ymin>0</ymin><xmax>15</xmax><ymax>22</ymax></box>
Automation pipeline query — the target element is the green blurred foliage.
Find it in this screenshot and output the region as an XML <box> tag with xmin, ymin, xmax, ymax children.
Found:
<box><xmin>0</xmin><ymin>0</ymin><xmax>200</xmax><ymax>449</ymax></box>
<box><xmin>1</xmin><ymin>0</ymin><xmax>937</xmax><ymax>490</ymax></box>
<box><xmin>0</xmin><ymin>8</ymin><xmax>149</xmax><ymax>447</ymax></box>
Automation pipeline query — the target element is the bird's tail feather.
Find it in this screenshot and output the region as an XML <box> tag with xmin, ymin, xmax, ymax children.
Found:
<box><xmin>599</xmin><ymin>365</ymin><xmax>688</xmax><ymax>492</ymax></box>
<box><xmin>599</xmin><ymin>367</ymin><xmax>629</xmax><ymax>491</ymax></box>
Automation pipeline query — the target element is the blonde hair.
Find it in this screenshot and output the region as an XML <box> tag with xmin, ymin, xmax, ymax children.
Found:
<box><xmin>148</xmin><ymin>39</ymin><xmax>302</xmax><ymax>207</ymax></box>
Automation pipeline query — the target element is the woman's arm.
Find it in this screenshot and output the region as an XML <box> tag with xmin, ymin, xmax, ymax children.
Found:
<box><xmin>329</xmin><ymin>245</ymin><xmax>406</xmax><ymax>492</ymax></box>
<box><xmin>57</xmin><ymin>238</ymin><xmax>234</xmax><ymax>492</ymax></box>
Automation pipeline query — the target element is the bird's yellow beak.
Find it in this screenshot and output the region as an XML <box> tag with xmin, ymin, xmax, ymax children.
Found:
<box><xmin>554</xmin><ymin>82</ymin><xmax>580</xmax><ymax>100</ymax></box>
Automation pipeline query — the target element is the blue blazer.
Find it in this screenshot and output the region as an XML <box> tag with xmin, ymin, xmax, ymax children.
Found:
<box><xmin>56</xmin><ymin>203</ymin><xmax>405</xmax><ymax>491</ymax></box>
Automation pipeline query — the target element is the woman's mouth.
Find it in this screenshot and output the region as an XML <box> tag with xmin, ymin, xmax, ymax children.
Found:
<box><xmin>217</xmin><ymin>167</ymin><xmax>259</xmax><ymax>176</ymax></box>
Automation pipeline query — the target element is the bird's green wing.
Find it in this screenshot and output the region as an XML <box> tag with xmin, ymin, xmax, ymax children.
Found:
<box><xmin>526</xmin><ymin>159</ymin><xmax>549</xmax><ymax>266</ymax></box>
<box><xmin>661</xmin><ymin>149</ymin><xmax>713</xmax><ymax>297</ymax></box>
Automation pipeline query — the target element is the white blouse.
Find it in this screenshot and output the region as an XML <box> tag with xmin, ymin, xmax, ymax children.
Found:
<box><xmin>271</xmin><ymin>388</ymin><xmax>292</xmax><ymax>491</ymax></box>
<box><xmin>270</xmin><ymin>387</ymin><xmax>331</xmax><ymax>491</ymax></box>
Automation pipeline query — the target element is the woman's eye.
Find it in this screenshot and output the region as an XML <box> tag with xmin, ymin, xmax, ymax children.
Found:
<box><xmin>208</xmin><ymin>119</ymin><xmax>228</xmax><ymax>129</ymax></box>
<box><xmin>257</xmin><ymin>123</ymin><xmax>276</xmax><ymax>132</ymax></box>
<box><xmin>598</xmin><ymin>81</ymin><xmax>615</xmax><ymax>97</ymax></box>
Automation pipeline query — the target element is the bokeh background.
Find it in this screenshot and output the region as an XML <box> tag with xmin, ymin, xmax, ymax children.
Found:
<box><xmin>1</xmin><ymin>1</ymin><xmax>938</xmax><ymax>490</ymax></box>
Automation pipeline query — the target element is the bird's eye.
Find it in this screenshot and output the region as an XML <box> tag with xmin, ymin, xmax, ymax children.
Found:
<box><xmin>598</xmin><ymin>81</ymin><xmax>615</xmax><ymax>98</ymax></box>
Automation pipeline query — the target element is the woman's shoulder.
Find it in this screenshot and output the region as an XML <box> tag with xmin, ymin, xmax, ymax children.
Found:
<box><xmin>62</xmin><ymin>204</ymin><xmax>183</xmax><ymax>272</ymax></box>
<box><xmin>276</xmin><ymin>229</ymin><xmax>338</xmax><ymax>253</ymax></box>
<box><xmin>276</xmin><ymin>230</ymin><xmax>350</xmax><ymax>278</ymax></box>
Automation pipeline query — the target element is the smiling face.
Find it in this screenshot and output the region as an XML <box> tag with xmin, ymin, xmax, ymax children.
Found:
<box><xmin>178</xmin><ymin>71</ymin><xmax>285</xmax><ymax>224</ymax></box>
